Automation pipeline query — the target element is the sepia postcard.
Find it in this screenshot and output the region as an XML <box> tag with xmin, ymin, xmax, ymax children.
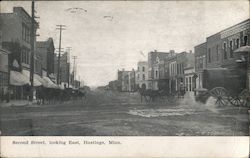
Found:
<box><xmin>0</xmin><ymin>0</ymin><xmax>249</xmax><ymax>157</ymax></box>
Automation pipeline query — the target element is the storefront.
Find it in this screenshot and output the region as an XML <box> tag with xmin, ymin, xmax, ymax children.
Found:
<box><xmin>9</xmin><ymin>70</ymin><xmax>30</xmax><ymax>99</ymax></box>
<box><xmin>0</xmin><ymin>48</ymin><xmax>10</xmax><ymax>101</ymax></box>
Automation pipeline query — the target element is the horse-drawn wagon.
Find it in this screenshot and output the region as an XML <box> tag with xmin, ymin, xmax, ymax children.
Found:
<box><xmin>195</xmin><ymin>46</ymin><xmax>250</xmax><ymax>106</ymax></box>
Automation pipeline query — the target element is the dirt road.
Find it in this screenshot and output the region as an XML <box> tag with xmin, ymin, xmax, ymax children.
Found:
<box><xmin>1</xmin><ymin>90</ymin><xmax>249</xmax><ymax>136</ymax></box>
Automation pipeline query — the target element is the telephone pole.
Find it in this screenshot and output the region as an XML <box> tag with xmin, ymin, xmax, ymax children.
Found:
<box><xmin>66</xmin><ymin>47</ymin><xmax>72</xmax><ymax>88</ymax></box>
<box><xmin>56</xmin><ymin>25</ymin><xmax>66</xmax><ymax>85</ymax></box>
<box><xmin>72</xmin><ymin>56</ymin><xmax>77</xmax><ymax>88</ymax></box>
<box><xmin>30</xmin><ymin>0</ymin><xmax>35</xmax><ymax>101</ymax></box>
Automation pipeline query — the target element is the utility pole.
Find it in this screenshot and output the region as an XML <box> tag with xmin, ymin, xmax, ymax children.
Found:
<box><xmin>66</xmin><ymin>47</ymin><xmax>72</xmax><ymax>88</ymax></box>
<box><xmin>29</xmin><ymin>0</ymin><xmax>35</xmax><ymax>101</ymax></box>
<box><xmin>56</xmin><ymin>25</ymin><xmax>66</xmax><ymax>85</ymax></box>
<box><xmin>72</xmin><ymin>56</ymin><xmax>77</xmax><ymax>88</ymax></box>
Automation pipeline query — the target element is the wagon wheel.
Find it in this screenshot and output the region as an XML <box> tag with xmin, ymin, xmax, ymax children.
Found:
<box><xmin>209</xmin><ymin>87</ymin><xmax>229</xmax><ymax>106</ymax></box>
<box><xmin>228</xmin><ymin>96</ymin><xmax>242</xmax><ymax>106</ymax></box>
<box><xmin>239</xmin><ymin>89</ymin><xmax>249</xmax><ymax>106</ymax></box>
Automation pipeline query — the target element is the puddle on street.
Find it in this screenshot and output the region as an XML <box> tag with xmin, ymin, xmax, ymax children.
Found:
<box><xmin>128</xmin><ymin>108</ymin><xmax>197</xmax><ymax>118</ymax></box>
<box><xmin>128</xmin><ymin>94</ymin><xmax>222</xmax><ymax>118</ymax></box>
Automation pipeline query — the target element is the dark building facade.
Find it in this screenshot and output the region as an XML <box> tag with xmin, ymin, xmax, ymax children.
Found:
<box><xmin>206</xmin><ymin>33</ymin><xmax>221</xmax><ymax>69</ymax></box>
<box><xmin>0</xmin><ymin>48</ymin><xmax>10</xmax><ymax>101</ymax></box>
<box><xmin>194</xmin><ymin>42</ymin><xmax>207</xmax><ymax>90</ymax></box>
<box><xmin>0</xmin><ymin>7</ymin><xmax>39</xmax><ymax>99</ymax></box>
<box><xmin>36</xmin><ymin>38</ymin><xmax>55</xmax><ymax>77</ymax></box>
<box><xmin>148</xmin><ymin>50</ymin><xmax>173</xmax><ymax>90</ymax></box>
<box><xmin>220</xmin><ymin>19</ymin><xmax>250</xmax><ymax>69</ymax></box>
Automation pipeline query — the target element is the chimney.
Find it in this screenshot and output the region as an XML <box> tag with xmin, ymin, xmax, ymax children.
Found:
<box><xmin>170</xmin><ymin>50</ymin><xmax>175</xmax><ymax>56</ymax></box>
<box><xmin>189</xmin><ymin>50</ymin><xmax>192</xmax><ymax>53</ymax></box>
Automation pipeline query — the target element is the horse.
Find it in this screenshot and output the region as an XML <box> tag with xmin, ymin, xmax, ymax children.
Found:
<box><xmin>138</xmin><ymin>88</ymin><xmax>160</xmax><ymax>102</ymax></box>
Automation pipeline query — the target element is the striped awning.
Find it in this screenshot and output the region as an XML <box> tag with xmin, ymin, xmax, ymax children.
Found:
<box><xmin>10</xmin><ymin>70</ymin><xmax>30</xmax><ymax>86</ymax></box>
<box><xmin>36</xmin><ymin>75</ymin><xmax>58</xmax><ymax>89</ymax></box>
<box><xmin>22</xmin><ymin>70</ymin><xmax>42</xmax><ymax>87</ymax></box>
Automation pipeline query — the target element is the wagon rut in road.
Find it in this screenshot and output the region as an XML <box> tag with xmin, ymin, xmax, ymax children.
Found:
<box><xmin>127</xmin><ymin>108</ymin><xmax>198</xmax><ymax>118</ymax></box>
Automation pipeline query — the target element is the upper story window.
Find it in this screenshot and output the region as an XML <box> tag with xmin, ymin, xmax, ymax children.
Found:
<box><xmin>236</xmin><ymin>38</ymin><xmax>240</xmax><ymax>48</ymax></box>
<box><xmin>229</xmin><ymin>40</ymin><xmax>233</xmax><ymax>58</ymax></box>
<box><xmin>223</xmin><ymin>42</ymin><xmax>227</xmax><ymax>59</ymax></box>
<box><xmin>243</xmin><ymin>36</ymin><xmax>248</xmax><ymax>46</ymax></box>
<box><xmin>181</xmin><ymin>63</ymin><xmax>184</xmax><ymax>74</ymax></box>
<box><xmin>142</xmin><ymin>74</ymin><xmax>145</xmax><ymax>80</ymax></box>
<box><xmin>142</xmin><ymin>66</ymin><xmax>145</xmax><ymax>72</ymax></box>
<box><xmin>22</xmin><ymin>23</ymin><xmax>30</xmax><ymax>44</ymax></box>
<box><xmin>216</xmin><ymin>45</ymin><xmax>219</xmax><ymax>61</ymax></box>
<box><xmin>155</xmin><ymin>70</ymin><xmax>158</xmax><ymax>78</ymax></box>
<box><xmin>208</xmin><ymin>48</ymin><xmax>211</xmax><ymax>63</ymax></box>
<box><xmin>177</xmin><ymin>64</ymin><xmax>179</xmax><ymax>74</ymax></box>
<box><xmin>21</xmin><ymin>47</ymin><xmax>30</xmax><ymax>65</ymax></box>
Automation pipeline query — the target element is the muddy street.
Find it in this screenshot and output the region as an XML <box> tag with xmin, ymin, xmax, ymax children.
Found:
<box><xmin>1</xmin><ymin>90</ymin><xmax>249</xmax><ymax>136</ymax></box>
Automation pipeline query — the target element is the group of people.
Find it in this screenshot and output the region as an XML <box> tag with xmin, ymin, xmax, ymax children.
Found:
<box><xmin>36</xmin><ymin>87</ymin><xmax>86</xmax><ymax>105</ymax></box>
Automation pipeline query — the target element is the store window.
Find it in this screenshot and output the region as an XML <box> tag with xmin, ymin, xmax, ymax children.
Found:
<box><xmin>208</xmin><ymin>48</ymin><xmax>211</xmax><ymax>63</ymax></box>
<box><xmin>236</xmin><ymin>38</ymin><xmax>240</xmax><ymax>48</ymax></box>
<box><xmin>216</xmin><ymin>45</ymin><xmax>219</xmax><ymax>61</ymax></box>
<box><xmin>229</xmin><ymin>40</ymin><xmax>233</xmax><ymax>58</ymax></box>
<box><xmin>243</xmin><ymin>36</ymin><xmax>248</xmax><ymax>46</ymax></box>
<box><xmin>223</xmin><ymin>42</ymin><xmax>227</xmax><ymax>59</ymax></box>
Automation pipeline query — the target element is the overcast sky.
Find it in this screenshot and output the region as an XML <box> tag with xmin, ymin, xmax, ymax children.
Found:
<box><xmin>1</xmin><ymin>1</ymin><xmax>249</xmax><ymax>87</ymax></box>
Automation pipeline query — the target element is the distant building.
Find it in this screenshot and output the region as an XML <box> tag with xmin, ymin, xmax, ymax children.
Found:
<box><xmin>54</xmin><ymin>51</ymin><xmax>70</xmax><ymax>87</ymax></box>
<box><xmin>108</xmin><ymin>80</ymin><xmax>118</xmax><ymax>91</ymax></box>
<box><xmin>117</xmin><ymin>69</ymin><xmax>136</xmax><ymax>92</ymax></box>
<box><xmin>36</xmin><ymin>38</ymin><xmax>55</xmax><ymax>77</ymax></box>
<box><xmin>167</xmin><ymin>54</ymin><xmax>177</xmax><ymax>93</ymax></box>
<box><xmin>194</xmin><ymin>42</ymin><xmax>207</xmax><ymax>91</ymax></box>
<box><xmin>135</xmin><ymin>61</ymin><xmax>148</xmax><ymax>89</ymax></box>
<box><xmin>60</xmin><ymin>52</ymin><xmax>70</xmax><ymax>87</ymax></box>
<box><xmin>206</xmin><ymin>33</ymin><xmax>221</xmax><ymax>69</ymax></box>
<box><xmin>148</xmin><ymin>50</ymin><xmax>173</xmax><ymax>90</ymax></box>
<box><xmin>183</xmin><ymin>52</ymin><xmax>195</xmax><ymax>95</ymax></box>
<box><xmin>167</xmin><ymin>51</ymin><xmax>194</xmax><ymax>93</ymax></box>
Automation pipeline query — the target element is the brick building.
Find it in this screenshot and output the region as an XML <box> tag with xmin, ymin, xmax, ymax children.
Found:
<box><xmin>135</xmin><ymin>61</ymin><xmax>148</xmax><ymax>89</ymax></box>
<box><xmin>117</xmin><ymin>69</ymin><xmax>136</xmax><ymax>92</ymax></box>
<box><xmin>206</xmin><ymin>33</ymin><xmax>221</xmax><ymax>69</ymax></box>
<box><xmin>194</xmin><ymin>19</ymin><xmax>250</xmax><ymax>93</ymax></box>
<box><xmin>36</xmin><ymin>38</ymin><xmax>55</xmax><ymax>77</ymax></box>
<box><xmin>108</xmin><ymin>80</ymin><xmax>118</xmax><ymax>91</ymax></box>
<box><xmin>148</xmin><ymin>50</ymin><xmax>172</xmax><ymax>90</ymax></box>
<box><xmin>0</xmin><ymin>7</ymin><xmax>41</xmax><ymax>99</ymax></box>
<box><xmin>0</xmin><ymin>48</ymin><xmax>10</xmax><ymax>101</ymax></box>
<box><xmin>60</xmin><ymin>52</ymin><xmax>70</xmax><ymax>87</ymax></box>
<box><xmin>220</xmin><ymin>19</ymin><xmax>250</xmax><ymax>69</ymax></box>
<box><xmin>194</xmin><ymin>42</ymin><xmax>207</xmax><ymax>91</ymax></box>
<box><xmin>53</xmin><ymin>52</ymin><xmax>70</xmax><ymax>87</ymax></box>
<box><xmin>168</xmin><ymin>55</ymin><xmax>177</xmax><ymax>93</ymax></box>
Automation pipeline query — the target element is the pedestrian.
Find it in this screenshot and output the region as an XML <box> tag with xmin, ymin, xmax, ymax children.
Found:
<box><xmin>4</xmin><ymin>87</ymin><xmax>10</xmax><ymax>103</ymax></box>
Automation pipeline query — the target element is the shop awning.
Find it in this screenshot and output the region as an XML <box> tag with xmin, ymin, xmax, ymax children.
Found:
<box><xmin>42</xmin><ymin>77</ymin><xmax>59</xmax><ymax>89</ymax></box>
<box><xmin>234</xmin><ymin>46</ymin><xmax>250</xmax><ymax>53</ymax></box>
<box><xmin>58</xmin><ymin>84</ymin><xmax>65</xmax><ymax>90</ymax></box>
<box><xmin>10</xmin><ymin>70</ymin><xmax>30</xmax><ymax>86</ymax></box>
<box><xmin>22</xmin><ymin>70</ymin><xmax>42</xmax><ymax>87</ymax></box>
